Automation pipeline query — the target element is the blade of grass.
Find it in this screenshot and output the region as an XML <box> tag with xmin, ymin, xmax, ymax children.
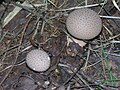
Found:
<box><xmin>102</xmin><ymin>47</ymin><xmax>117</xmax><ymax>85</ymax></box>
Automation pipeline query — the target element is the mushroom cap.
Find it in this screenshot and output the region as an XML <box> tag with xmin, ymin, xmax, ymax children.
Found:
<box><xmin>66</xmin><ymin>8</ymin><xmax>102</xmax><ymax>40</ymax></box>
<box><xmin>26</xmin><ymin>49</ymin><xmax>50</xmax><ymax>72</ymax></box>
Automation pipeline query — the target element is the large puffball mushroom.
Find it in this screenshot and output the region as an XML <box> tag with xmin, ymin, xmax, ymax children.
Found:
<box><xmin>26</xmin><ymin>49</ymin><xmax>50</xmax><ymax>72</ymax></box>
<box><xmin>66</xmin><ymin>8</ymin><xmax>102</xmax><ymax>40</ymax></box>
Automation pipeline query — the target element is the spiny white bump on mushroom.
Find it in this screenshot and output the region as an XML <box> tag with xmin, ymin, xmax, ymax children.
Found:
<box><xmin>26</xmin><ymin>49</ymin><xmax>50</xmax><ymax>72</ymax></box>
<box><xmin>66</xmin><ymin>8</ymin><xmax>102</xmax><ymax>40</ymax></box>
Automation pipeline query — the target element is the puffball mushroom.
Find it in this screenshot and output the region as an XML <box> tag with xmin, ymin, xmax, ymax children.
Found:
<box><xmin>26</xmin><ymin>49</ymin><xmax>50</xmax><ymax>72</ymax></box>
<box><xmin>66</xmin><ymin>8</ymin><xmax>102</xmax><ymax>40</ymax></box>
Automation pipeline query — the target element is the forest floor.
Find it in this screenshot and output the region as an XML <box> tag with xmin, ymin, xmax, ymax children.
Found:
<box><xmin>0</xmin><ymin>0</ymin><xmax>120</xmax><ymax>90</ymax></box>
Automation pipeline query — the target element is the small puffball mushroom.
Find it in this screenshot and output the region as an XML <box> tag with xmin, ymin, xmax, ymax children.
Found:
<box><xmin>26</xmin><ymin>49</ymin><xmax>50</xmax><ymax>72</ymax></box>
<box><xmin>66</xmin><ymin>8</ymin><xmax>102</xmax><ymax>40</ymax></box>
